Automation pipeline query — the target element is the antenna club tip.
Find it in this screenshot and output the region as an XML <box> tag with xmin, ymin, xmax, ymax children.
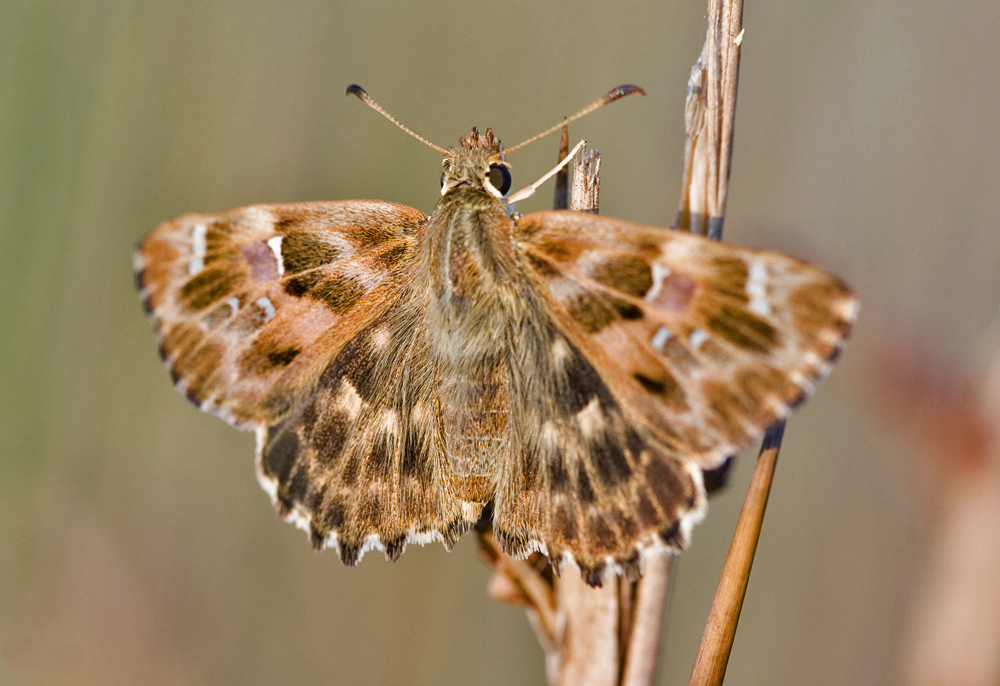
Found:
<box><xmin>346</xmin><ymin>84</ymin><xmax>368</xmax><ymax>99</ymax></box>
<box><xmin>608</xmin><ymin>84</ymin><xmax>646</xmax><ymax>100</ymax></box>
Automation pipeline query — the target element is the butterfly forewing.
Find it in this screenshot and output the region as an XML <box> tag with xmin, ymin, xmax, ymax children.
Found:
<box><xmin>135</xmin><ymin>200</ymin><xmax>425</xmax><ymax>428</ymax></box>
<box><xmin>517</xmin><ymin>210</ymin><xmax>857</xmax><ymax>470</ymax></box>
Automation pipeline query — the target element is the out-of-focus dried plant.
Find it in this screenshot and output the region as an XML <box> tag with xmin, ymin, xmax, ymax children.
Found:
<box><xmin>869</xmin><ymin>334</ymin><xmax>1000</xmax><ymax>686</ymax></box>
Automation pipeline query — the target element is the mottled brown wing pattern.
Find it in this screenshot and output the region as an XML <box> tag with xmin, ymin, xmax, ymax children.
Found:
<box><xmin>493</xmin><ymin>301</ymin><xmax>707</xmax><ymax>584</ymax></box>
<box><xmin>134</xmin><ymin>201</ymin><xmax>425</xmax><ymax>428</ymax></box>
<box><xmin>256</xmin><ymin>302</ymin><xmax>480</xmax><ymax>565</ymax></box>
<box><xmin>516</xmin><ymin>211</ymin><xmax>858</xmax><ymax>472</ymax></box>
<box><xmin>484</xmin><ymin>211</ymin><xmax>856</xmax><ymax>582</ymax></box>
<box><xmin>134</xmin><ymin>129</ymin><xmax>858</xmax><ymax>586</ymax></box>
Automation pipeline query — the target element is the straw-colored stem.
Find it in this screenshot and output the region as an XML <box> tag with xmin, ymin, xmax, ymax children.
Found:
<box><xmin>688</xmin><ymin>421</ymin><xmax>785</xmax><ymax>686</ymax></box>
<box><xmin>621</xmin><ymin>555</ymin><xmax>675</xmax><ymax>686</ymax></box>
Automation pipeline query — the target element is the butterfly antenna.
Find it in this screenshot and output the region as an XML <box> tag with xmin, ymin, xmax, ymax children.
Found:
<box><xmin>346</xmin><ymin>85</ymin><xmax>450</xmax><ymax>155</ymax></box>
<box><xmin>503</xmin><ymin>84</ymin><xmax>646</xmax><ymax>155</ymax></box>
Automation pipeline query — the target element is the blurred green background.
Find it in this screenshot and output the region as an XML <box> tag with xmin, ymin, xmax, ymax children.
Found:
<box><xmin>3</xmin><ymin>0</ymin><xmax>999</xmax><ymax>684</ymax></box>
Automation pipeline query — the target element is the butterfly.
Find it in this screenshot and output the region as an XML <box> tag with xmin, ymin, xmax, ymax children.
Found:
<box><xmin>134</xmin><ymin>85</ymin><xmax>857</xmax><ymax>586</ymax></box>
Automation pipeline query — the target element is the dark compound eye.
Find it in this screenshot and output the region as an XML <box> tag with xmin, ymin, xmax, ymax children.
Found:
<box><xmin>488</xmin><ymin>165</ymin><xmax>511</xmax><ymax>195</ymax></box>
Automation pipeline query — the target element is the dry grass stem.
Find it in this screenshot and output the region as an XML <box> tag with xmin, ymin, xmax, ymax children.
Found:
<box><xmin>477</xmin><ymin>530</ymin><xmax>560</xmax><ymax>650</ymax></box>
<box><xmin>620</xmin><ymin>554</ymin><xmax>675</xmax><ymax>686</ymax></box>
<box><xmin>548</xmin><ymin>148</ymin><xmax>626</xmax><ymax>686</ymax></box>
<box><xmin>688</xmin><ymin>422</ymin><xmax>785</xmax><ymax>686</ymax></box>
<box><xmin>477</xmin><ymin>145</ymin><xmax>615</xmax><ymax>686</ymax></box>
<box><xmin>554</xmin><ymin>123</ymin><xmax>570</xmax><ymax>209</ymax></box>
<box><xmin>677</xmin><ymin>0</ymin><xmax>745</xmax><ymax>238</ymax></box>
<box><xmin>570</xmin><ymin>147</ymin><xmax>601</xmax><ymax>214</ymax></box>
<box><xmin>555</xmin><ymin>571</ymin><xmax>621</xmax><ymax>686</ymax></box>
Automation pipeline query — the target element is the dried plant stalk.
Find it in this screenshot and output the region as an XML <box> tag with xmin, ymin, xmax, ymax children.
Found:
<box><xmin>570</xmin><ymin>148</ymin><xmax>601</xmax><ymax>214</ymax></box>
<box><xmin>549</xmin><ymin>149</ymin><xmax>622</xmax><ymax>686</ymax></box>
<box><xmin>678</xmin><ymin>0</ymin><xmax>745</xmax><ymax>238</ymax></box>
<box><xmin>688</xmin><ymin>422</ymin><xmax>785</xmax><ymax>686</ymax></box>
<box><xmin>555</xmin><ymin>569</ymin><xmax>620</xmax><ymax>686</ymax></box>
<box><xmin>620</xmin><ymin>555</ymin><xmax>675</xmax><ymax>686</ymax></box>
<box><xmin>477</xmin><ymin>529</ymin><xmax>559</xmax><ymax>650</ymax></box>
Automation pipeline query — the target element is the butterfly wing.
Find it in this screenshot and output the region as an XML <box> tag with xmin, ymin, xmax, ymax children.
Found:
<box><xmin>255</xmin><ymin>300</ymin><xmax>481</xmax><ymax>565</ymax></box>
<box><xmin>493</xmin><ymin>210</ymin><xmax>857</xmax><ymax>582</ymax></box>
<box><xmin>493</xmin><ymin>303</ymin><xmax>708</xmax><ymax>583</ymax></box>
<box><xmin>517</xmin><ymin>210</ymin><xmax>857</xmax><ymax>465</ymax></box>
<box><xmin>134</xmin><ymin>200</ymin><xmax>425</xmax><ymax>428</ymax></box>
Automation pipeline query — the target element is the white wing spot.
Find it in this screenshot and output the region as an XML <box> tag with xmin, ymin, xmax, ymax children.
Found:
<box><xmin>225</xmin><ymin>296</ymin><xmax>240</xmax><ymax>315</ymax></box>
<box><xmin>371</xmin><ymin>326</ymin><xmax>391</xmax><ymax>350</ymax></box>
<box><xmin>551</xmin><ymin>336</ymin><xmax>572</xmax><ymax>365</ymax></box>
<box><xmin>575</xmin><ymin>397</ymin><xmax>605</xmax><ymax>439</ymax></box>
<box><xmin>334</xmin><ymin>380</ymin><xmax>364</xmax><ymax>420</ymax></box>
<box><xmin>689</xmin><ymin>328</ymin><xmax>709</xmax><ymax>350</ymax></box>
<box><xmin>540</xmin><ymin>420</ymin><xmax>559</xmax><ymax>447</ymax></box>
<box><xmin>746</xmin><ymin>260</ymin><xmax>771</xmax><ymax>317</ymax></box>
<box><xmin>819</xmin><ymin>328</ymin><xmax>841</xmax><ymax>347</ymax></box>
<box><xmin>789</xmin><ymin>369</ymin><xmax>817</xmax><ymax>394</ymax></box>
<box><xmin>651</xmin><ymin>326</ymin><xmax>673</xmax><ymax>352</ymax></box>
<box><xmin>645</xmin><ymin>263</ymin><xmax>672</xmax><ymax>302</ymax></box>
<box><xmin>749</xmin><ymin>297</ymin><xmax>772</xmax><ymax>317</ymax></box>
<box><xmin>765</xmin><ymin>396</ymin><xmax>789</xmax><ymax>417</ymax></box>
<box><xmin>381</xmin><ymin>408</ymin><xmax>399</xmax><ymax>432</ymax></box>
<box><xmin>266</xmin><ymin>235</ymin><xmax>285</xmax><ymax>276</ymax></box>
<box><xmin>836</xmin><ymin>296</ymin><xmax>860</xmax><ymax>322</ymax></box>
<box><xmin>256</xmin><ymin>295</ymin><xmax>277</xmax><ymax>322</ymax></box>
<box><xmin>188</xmin><ymin>223</ymin><xmax>208</xmax><ymax>275</ymax></box>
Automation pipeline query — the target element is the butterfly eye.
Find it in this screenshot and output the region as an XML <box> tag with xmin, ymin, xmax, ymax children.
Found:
<box><xmin>488</xmin><ymin>165</ymin><xmax>512</xmax><ymax>195</ymax></box>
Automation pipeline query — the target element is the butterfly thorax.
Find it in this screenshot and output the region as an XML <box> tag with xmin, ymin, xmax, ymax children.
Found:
<box><xmin>412</xmin><ymin>129</ymin><xmax>523</xmax><ymax>499</ymax></box>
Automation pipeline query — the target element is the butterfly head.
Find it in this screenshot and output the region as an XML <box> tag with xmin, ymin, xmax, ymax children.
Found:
<box><xmin>439</xmin><ymin>127</ymin><xmax>512</xmax><ymax>200</ymax></box>
<box><xmin>347</xmin><ymin>83</ymin><xmax>643</xmax><ymax>205</ymax></box>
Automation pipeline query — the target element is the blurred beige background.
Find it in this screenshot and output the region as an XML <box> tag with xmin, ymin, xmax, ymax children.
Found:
<box><xmin>2</xmin><ymin>0</ymin><xmax>999</xmax><ymax>684</ymax></box>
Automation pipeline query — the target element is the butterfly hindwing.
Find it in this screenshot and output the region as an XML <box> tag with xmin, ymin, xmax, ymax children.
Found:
<box><xmin>516</xmin><ymin>210</ymin><xmax>858</xmax><ymax>469</ymax></box>
<box><xmin>493</xmin><ymin>308</ymin><xmax>706</xmax><ymax>583</ymax></box>
<box><xmin>134</xmin><ymin>200</ymin><xmax>426</xmax><ymax>428</ymax></box>
<box><xmin>256</xmin><ymin>301</ymin><xmax>481</xmax><ymax>565</ymax></box>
